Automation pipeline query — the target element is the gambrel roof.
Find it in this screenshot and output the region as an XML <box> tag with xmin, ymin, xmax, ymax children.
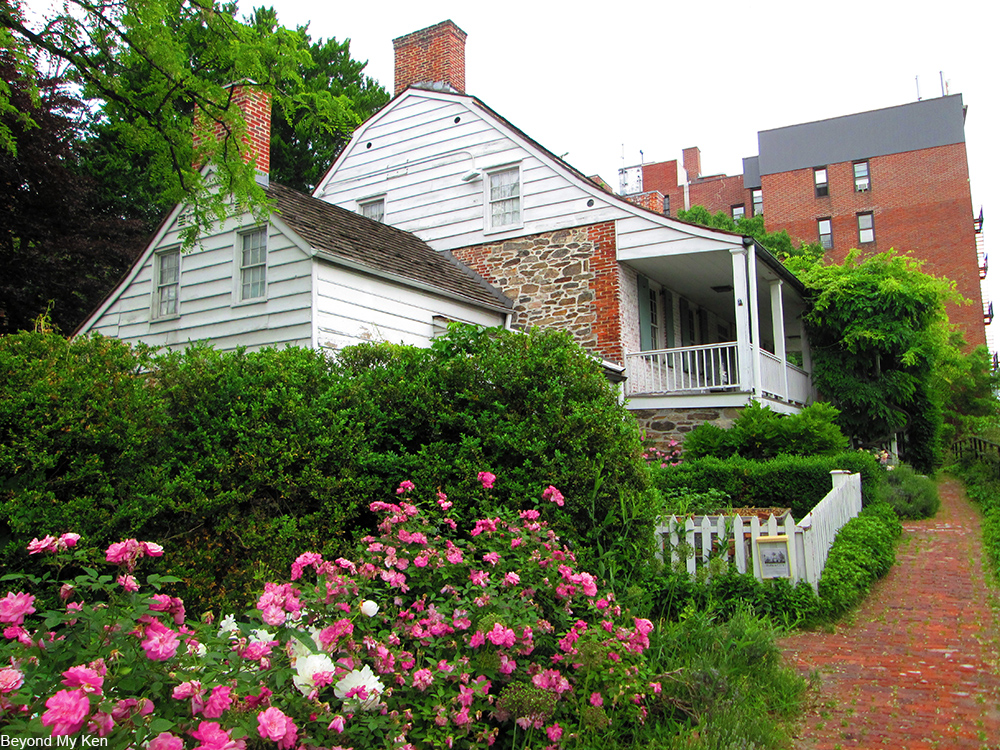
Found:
<box><xmin>266</xmin><ymin>182</ymin><xmax>511</xmax><ymax>311</ymax></box>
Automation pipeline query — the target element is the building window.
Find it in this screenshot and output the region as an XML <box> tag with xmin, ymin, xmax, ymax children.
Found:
<box><xmin>814</xmin><ymin>167</ymin><xmax>829</xmax><ymax>197</ymax></box>
<box><xmin>732</xmin><ymin>204</ymin><xmax>745</xmax><ymax>222</ymax></box>
<box><xmin>857</xmin><ymin>212</ymin><xmax>875</xmax><ymax>244</ymax></box>
<box><xmin>751</xmin><ymin>188</ymin><xmax>763</xmax><ymax>216</ymax></box>
<box><xmin>487</xmin><ymin>166</ymin><xmax>521</xmax><ymax>230</ymax></box>
<box><xmin>648</xmin><ymin>285</ymin><xmax>659</xmax><ymax>347</ymax></box>
<box><xmin>359</xmin><ymin>197</ymin><xmax>385</xmax><ymax>223</ymax></box>
<box><xmin>854</xmin><ymin>161</ymin><xmax>870</xmax><ymax>192</ymax></box>
<box><xmin>240</xmin><ymin>227</ymin><xmax>267</xmax><ymax>301</ymax></box>
<box><xmin>154</xmin><ymin>248</ymin><xmax>180</xmax><ymax>318</ymax></box>
<box><xmin>664</xmin><ymin>195</ymin><xmax>671</xmax><ymax>216</ymax></box>
<box><xmin>817</xmin><ymin>218</ymin><xmax>833</xmax><ymax>250</ymax></box>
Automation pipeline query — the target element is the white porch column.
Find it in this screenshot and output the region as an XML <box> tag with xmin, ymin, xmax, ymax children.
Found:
<box><xmin>748</xmin><ymin>244</ymin><xmax>762</xmax><ymax>399</ymax></box>
<box><xmin>770</xmin><ymin>279</ymin><xmax>788</xmax><ymax>400</ymax></box>
<box><xmin>730</xmin><ymin>246</ymin><xmax>753</xmax><ymax>391</ymax></box>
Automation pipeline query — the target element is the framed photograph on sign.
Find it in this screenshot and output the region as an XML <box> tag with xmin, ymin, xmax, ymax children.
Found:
<box><xmin>756</xmin><ymin>535</ymin><xmax>790</xmax><ymax>579</ymax></box>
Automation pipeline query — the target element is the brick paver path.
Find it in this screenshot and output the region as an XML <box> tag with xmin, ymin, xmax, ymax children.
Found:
<box><xmin>779</xmin><ymin>476</ymin><xmax>1000</xmax><ymax>749</ymax></box>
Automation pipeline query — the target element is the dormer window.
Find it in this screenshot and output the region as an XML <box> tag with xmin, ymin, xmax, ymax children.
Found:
<box><xmin>359</xmin><ymin>196</ymin><xmax>385</xmax><ymax>223</ymax></box>
<box><xmin>486</xmin><ymin>166</ymin><xmax>521</xmax><ymax>231</ymax></box>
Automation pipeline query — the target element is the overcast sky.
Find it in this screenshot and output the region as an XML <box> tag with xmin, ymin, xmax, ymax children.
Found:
<box><xmin>248</xmin><ymin>0</ymin><xmax>998</xmax><ymax>347</ymax></box>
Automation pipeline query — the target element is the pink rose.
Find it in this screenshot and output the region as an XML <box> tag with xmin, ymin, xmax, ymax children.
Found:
<box><xmin>41</xmin><ymin>688</ymin><xmax>90</xmax><ymax>735</ymax></box>
<box><xmin>202</xmin><ymin>685</ymin><xmax>233</xmax><ymax>718</ymax></box>
<box><xmin>147</xmin><ymin>733</ymin><xmax>184</xmax><ymax>750</ymax></box>
<box><xmin>477</xmin><ymin>471</ymin><xmax>496</xmax><ymax>489</ymax></box>
<box><xmin>396</xmin><ymin>480</ymin><xmax>416</xmax><ymax>495</ymax></box>
<box><xmin>0</xmin><ymin>591</ymin><xmax>35</xmax><ymax>625</ymax></box>
<box><xmin>190</xmin><ymin>721</ymin><xmax>245</xmax><ymax>750</ymax></box>
<box><xmin>141</xmin><ymin>620</ymin><xmax>180</xmax><ymax>661</ymax></box>
<box><xmin>28</xmin><ymin>535</ymin><xmax>57</xmax><ymax>554</ymax></box>
<box><xmin>61</xmin><ymin>665</ymin><xmax>104</xmax><ymax>694</ymax></box>
<box><xmin>542</xmin><ymin>485</ymin><xmax>565</xmax><ymax>506</ymax></box>
<box><xmin>59</xmin><ymin>532</ymin><xmax>81</xmax><ymax>549</ymax></box>
<box><xmin>0</xmin><ymin>666</ymin><xmax>24</xmax><ymax>693</ymax></box>
<box><xmin>257</xmin><ymin>707</ymin><xmax>298</xmax><ymax>749</ymax></box>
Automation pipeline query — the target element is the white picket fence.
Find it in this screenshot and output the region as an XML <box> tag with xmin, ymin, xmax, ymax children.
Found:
<box><xmin>654</xmin><ymin>470</ymin><xmax>862</xmax><ymax>590</ymax></box>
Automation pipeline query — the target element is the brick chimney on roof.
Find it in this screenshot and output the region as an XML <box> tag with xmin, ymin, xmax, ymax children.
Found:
<box><xmin>682</xmin><ymin>147</ymin><xmax>701</xmax><ymax>181</ymax></box>
<box><xmin>193</xmin><ymin>82</ymin><xmax>271</xmax><ymax>178</ymax></box>
<box><xmin>393</xmin><ymin>20</ymin><xmax>467</xmax><ymax>97</ymax></box>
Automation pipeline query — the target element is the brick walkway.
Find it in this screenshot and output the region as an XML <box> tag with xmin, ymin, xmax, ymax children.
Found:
<box><xmin>779</xmin><ymin>477</ymin><xmax>1000</xmax><ymax>749</ymax></box>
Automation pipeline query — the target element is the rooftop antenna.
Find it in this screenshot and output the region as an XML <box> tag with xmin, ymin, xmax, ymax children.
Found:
<box><xmin>640</xmin><ymin>149</ymin><xmax>644</xmax><ymax>165</ymax></box>
<box><xmin>915</xmin><ymin>75</ymin><xmax>921</xmax><ymax>101</ymax></box>
<box><xmin>940</xmin><ymin>71</ymin><xmax>948</xmax><ymax>96</ymax></box>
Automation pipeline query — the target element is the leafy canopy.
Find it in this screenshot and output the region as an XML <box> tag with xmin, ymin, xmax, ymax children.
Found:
<box><xmin>0</xmin><ymin>0</ymin><xmax>387</xmax><ymax>245</ymax></box>
<box><xmin>677</xmin><ymin>205</ymin><xmax>824</xmax><ymax>262</ymax></box>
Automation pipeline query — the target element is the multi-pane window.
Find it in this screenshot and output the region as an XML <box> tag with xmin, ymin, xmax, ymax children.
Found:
<box><xmin>814</xmin><ymin>167</ymin><xmax>829</xmax><ymax>197</ymax></box>
<box><xmin>648</xmin><ymin>286</ymin><xmax>659</xmax><ymax>348</ymax></box>
<box><xmin>857</xmin><ymin>212</ymin><xmax>875</xmax><ymax>244</ymax></box>
<box><xmin>488</xmin><ymin>167</ymin><xmax>521</xmax><ymax>229</ymax></box>
<box><xmin>854</xmin><ymin>161</ymin><xmax>870</xmax><ymax>192</ymax></box>
<box><xmin>359</xmin><ymin>197</ymin><xmax>385</xmax><ymax>223</ymax></box>
<box><xmin>751</xmin><ymin>188</ymin><xmax>763</xmax><ymax>216</ymax></box>
<box><xmin>732</xmin><ymin>204</ymin><xmax>746</xmax><ymax>222</ymax></box>
<box><xmin>817</xmin><ymin>218</ymin><xmax>833</xmax><ymax>250</ymax></box>
<box><xmin>155</xmin><ymin>249</ymin><xmax>180</xmax><ymax>318</ymax></box>
<box><xmin>240</xmin><ymin>228</ymin><xmax>267</xmax><ymax>301</ymax></box>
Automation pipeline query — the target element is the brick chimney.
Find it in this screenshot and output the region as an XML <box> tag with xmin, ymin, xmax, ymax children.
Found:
<box><xmin>393</xmin><ymin>20</ymin><xmax>467</xmax><ymax>97</ymax></box>
<box><xmin>193</xmin><ymin>82</ymin><xmax>271</xmax><ymax>178</ymax></box>
<box><xmin>682</xmin><ymin>147</ymin><xmax>701</xmax><ymax>181</ymax></box>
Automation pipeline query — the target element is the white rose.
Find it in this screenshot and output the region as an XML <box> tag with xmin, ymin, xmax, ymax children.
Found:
<box><xmin>360</xmin><ymin>600</ymin><xmax>380</xmax><ymax>617</ymax></box>
<box><xmin>293</xmin><ymin>652</ymin><xmax>337</xmax><ymax>696</ymax></box>
<box><xmin>334</xmin><ymin>665</ymin><xmax>385</xmax><ymax>711</ymax></box>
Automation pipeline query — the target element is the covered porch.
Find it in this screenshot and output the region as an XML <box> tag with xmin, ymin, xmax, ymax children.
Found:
<box><xmin>620</xmin><ymin>238</ymin><xmax>815</xmax><ymax>409</ymax></box>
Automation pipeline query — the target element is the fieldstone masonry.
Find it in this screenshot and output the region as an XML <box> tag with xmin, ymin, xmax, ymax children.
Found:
<box><xmin>632</xmin><ymin>406</ymin><xmax>745</xmax><ymax>446</ymax></box>
<box><xmin>453</xmin><ymin>222</ymin><xmax>624</xmax><ymax>364</ymax></box>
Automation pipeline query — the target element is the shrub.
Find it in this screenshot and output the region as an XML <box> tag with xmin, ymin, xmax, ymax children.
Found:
<box><xmin>882</xmin><ymin>464</ymin><xmax>940</xmax><ymax>519</ymax></box>
<box><xmin>1</xmin><ymin>326</ymin><xmax>653</xmax><ymax>611</ymax></box>
<box><xmin>653</xmin><ymin>451</ymin><xmax>885</xmax><ymax>519</ymax></box>
<box><xmin>817</xmin><ymin>502</ymin><xmax>901</xmax><ymax>619</ymax></box>
<box><xmin>683</xmin><ymin>401</ymin><xmax>848</xmax><ymax>461</ymax></box>
<box><xmin>0</xmin><ymin>480</ymin><xmax>678</xmax><ymax>749</ymax></box>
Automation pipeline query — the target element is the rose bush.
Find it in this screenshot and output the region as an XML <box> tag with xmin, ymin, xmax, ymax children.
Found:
<box><xmin>0</xmin><ymin>476</ymin><xmax>667</xmax><ymax>749</ymax></box>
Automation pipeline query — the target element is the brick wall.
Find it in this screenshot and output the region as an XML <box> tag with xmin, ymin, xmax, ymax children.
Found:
<box><xmin>623</xmin><ymin>190</ymin><xmax>666</xmax><ymax>214</ymax></box>
<box><xmin>193</xmin><ymin>84</ymin><xmax>271</xmax><ymax>173</ymax></box>
<box><xmin>760</xmin><ymin>142</ymin><xmax>985</xmax><ymax>348</ymax></box>
<box><xmin>453</xmin><ymin>221</ymin><xmax>626</xmax><ymax>364</ymax></box>
<box><xmin>393</xmin><ymin>21</ymin><xmax>467</xmax><ymax>96</ymax></box>
<box><xmin>689</xmin><ymin>174</ymin><xmax>751</xmax><ymax>218</ymax></box>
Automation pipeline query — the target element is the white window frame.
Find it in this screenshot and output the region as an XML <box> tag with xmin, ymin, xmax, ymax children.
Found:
<box><xmin>854</xmin><ymin>161</ymin><xmax>870</xmax><ymax>192</ymax></box>
<box><xmin>732</xmin><ymin>204</ymin><xmax>746</xmax><ymax>222</ymax></box>
<box><xmin>857</xmin><ymin>212</ymin><xmax>875</xmax><ymax>244</ymax></box>
<box><xmin>234</xmin><ymin>226</ymin><xmax>268</xmax><ymax>305</ymax></box>
<box><xmin>817</xmin><ymin>218</ymin><xmax>833</xmax><ymax>250</ymax></box>
<box><xmin>484</xmin><ymin>164</ymin><xmax>523</xmax><ymax>234</ymax></box>
<box><xmin>151</xmin><ymin>247</ymin><xmax>181</xmax><ymax>320</ymax></box>
<box><xmin>358</xmin><ymin>195</ymin><xmax>386</xmax><ymax>223</ymax></box>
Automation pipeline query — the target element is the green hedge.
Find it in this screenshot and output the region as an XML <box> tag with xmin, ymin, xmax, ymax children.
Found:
<box><xmin>817</xmin><ymin>502</ymin><xmax>901</xmax><ymax>619</ymax></box>
<box><xmin>952</xmin><ymin>460</ymin><xmax>1000</xmax><ymax>578</ymax></box>
<box><xmin>654</xmin><ymin>451</ymin><xmax>885</xmax><ymax>518</ymax></box>
<box><xmin>0</xmin><ymin>326</ymin><xmax>652</xmax><ymax>610</ymax></box>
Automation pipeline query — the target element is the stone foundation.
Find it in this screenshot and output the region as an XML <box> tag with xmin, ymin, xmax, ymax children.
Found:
<box><xmin>630</xmin><ymin>406</ymin><xmax>745</xmax><ymax>447</ymax></box>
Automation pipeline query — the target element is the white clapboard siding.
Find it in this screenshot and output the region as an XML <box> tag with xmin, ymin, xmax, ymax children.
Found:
<box><xmin>654</xmin><ymin>471</ymin><xmax>863</xmax><ymax>590</ymax></box>
<box><xmin>312</xmin><ymin>262</ymin><xmax>506</xmax><ymax>351</ymax></box>
<box><xmin>316</xmin><ymin>89</ymin><xmax>626</xmax><ymax>252</ymax></box>
<box><xmin>81</xmin><ymin>208</ymin><xmax>313</xmax><ymax>353</ymax></box>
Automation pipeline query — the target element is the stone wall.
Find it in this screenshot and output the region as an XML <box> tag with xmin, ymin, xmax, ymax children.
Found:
<box><xmin>630</xmin><ymin>405</ymin><xmax>745</xmax><ymax>447</ymax></box>
<box><xmin>453</xmin><ymin>221</ymin><xmax>625</xmax><ymax>364</ymax></box>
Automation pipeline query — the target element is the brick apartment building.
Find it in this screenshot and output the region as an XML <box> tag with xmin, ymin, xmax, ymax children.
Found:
<box><xmin>620</xmin><ymin>96</ymin><xmax>989</xmax><ymax>350</ymax></box>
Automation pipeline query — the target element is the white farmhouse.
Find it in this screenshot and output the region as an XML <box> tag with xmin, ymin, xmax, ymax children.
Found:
<box><xmin>76</xmin><ymin>85</ymin><xmax>513</xmax><ymax>353</ymax></box>
<box><xmin>312</xmin><ymin>21</ymin><xmax>816</xmax><ymax>441</ymax></box>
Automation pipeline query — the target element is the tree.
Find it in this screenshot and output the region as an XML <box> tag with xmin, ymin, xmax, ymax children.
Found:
<box><xmin>0</xmin><ymin>56</ymin><xmax>147</xmax><ymax>334</ymax></box>
<box><xmin>677</xmin><ymin>205</ymin><xmax>823</xmax><ymax>261</ymax></box>
<box><xmin>0</xmin><ymin>0</ymin><xmax>385</xmax><ymax>245</ymax></box>
<box><xmin>794</xmin><ymin>250</ymin><xmax>960</xmax><ymax>471</ymax></box>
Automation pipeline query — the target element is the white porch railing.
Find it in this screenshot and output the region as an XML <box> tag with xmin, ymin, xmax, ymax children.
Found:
<box><xmin>653</xmin><ymin>471</ymin><xmax>862</xmax><ymax>591</ymax></box>
<box><xmin>625</xmin><ymin>343</ymin><xmax>812</xmax><ymax>405</ymax></box>
<box><xmin>625</xmin><ymin>343</ymin><xmax>739</xmax><ymax>395</ymax></box>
